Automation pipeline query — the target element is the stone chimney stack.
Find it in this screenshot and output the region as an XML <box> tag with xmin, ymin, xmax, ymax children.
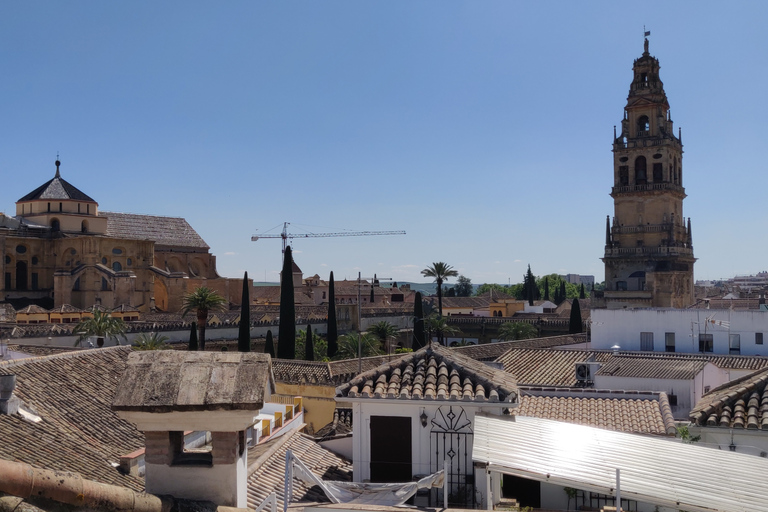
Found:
<box><xmin>112</xmin><ymin>352</ymin><xmax>274</xmax><ymax>508</ymax></box>
<box><xmin>0</xmin><ymin>375</ymin><xmax>19</xmax><ymax>415</ymax></box>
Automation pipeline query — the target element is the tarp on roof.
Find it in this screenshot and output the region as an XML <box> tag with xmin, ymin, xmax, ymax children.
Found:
<box><xmin>473</xmin><ymin>413</ymin><xmax>768</xmax><ymax>512</ymax></box>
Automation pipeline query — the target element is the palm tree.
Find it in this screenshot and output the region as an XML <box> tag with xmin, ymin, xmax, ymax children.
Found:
<box><xmin>334</xmin><ymin>333</ymin><xmax>384</xmax><ymax>360</ymax></box>
<box><xmin>132</xmin><ymin>332</ymin><xmax>171</xmax><ymax>350</ymax></box>
<box><xmin>421</xmin><ymin>262</ymin><xmax>458</xmax><ymax>317</ymax></box>
<box><xmin>424</xmin><ymin>313</ymin><xmax>459</xmax><ymax>344</ymax></box>
<box><xmin>181</xmin><ymin>286</ymin><xmax>227</xmax><ymax>351</ymax></box>
<box><xmin>74</xmin><ymin>309</ymin><xmax>127</xmax><ymax>347</ymax></box>
<box><xmin>497</xmin><ymin>321</ymin><xmax>538</xmax><ymax>341</ymax></box>
<box><xmin>367</xmin><ymin>320</ymin><xmax>398</xmax><ymax>352</ymax></box>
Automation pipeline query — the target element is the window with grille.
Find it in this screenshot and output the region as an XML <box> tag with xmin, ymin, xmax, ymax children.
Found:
<box><xmin>640</xmin><ymin>332</ymin><xmax>654</xmax><ymax>351</ymax></box>
<box><xmin>665</xmin><ymin>332</ymin><xmax>675</xmax><ymax>352</ymax></box>
<box><xmin>699</xmin><ymin>333</ymin><xmax>713</xmax><ymax>353</ymax></box>
<box><xmin>729</xmin><ymin>334</ymin><xmax>741</xmax><ymax>355</ymax></box>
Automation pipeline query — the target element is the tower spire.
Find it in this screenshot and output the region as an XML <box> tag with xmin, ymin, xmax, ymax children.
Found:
<box><xmin>55</xmin><ymin>155</ymin><xmax>61</xmax><ymax>178</ymax></box>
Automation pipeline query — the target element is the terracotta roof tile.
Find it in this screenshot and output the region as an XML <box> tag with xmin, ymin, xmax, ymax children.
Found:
<box><xmin>336</xmin><ymin>343</ymin><xmax>517</xmax><ymax>403</ymax></box>
<box><xmin>596</xmin><ymin>357</ymin><xmax>709</xmax><ymax>380</ymax></box>
<box><xmin>690</xmin><ymin>366</ymin><xmax>768</xmax><ymax>429</ymax></box>
<box><xmin>452</xmin><ymin>334</ymin><xmax>588</xmax><ymax>361</ymax></box>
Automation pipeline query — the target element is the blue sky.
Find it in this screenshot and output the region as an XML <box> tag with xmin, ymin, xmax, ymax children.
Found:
<box><xmin>1</xmin><ymin>2</ymin><xmax>766</xmax><ymax>285</ymax></box>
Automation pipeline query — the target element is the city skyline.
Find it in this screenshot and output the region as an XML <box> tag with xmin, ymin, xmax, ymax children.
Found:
<box><xmin>1</xmin><ymin>2</ymin><xmax>765</xmax><ymax>285</ymax></box>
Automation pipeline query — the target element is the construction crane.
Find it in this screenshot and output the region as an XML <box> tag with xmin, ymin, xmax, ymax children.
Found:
<box><xmin>251</xmin><ymin>222</ymin><xmax>406</xmax><ymax>253</ymax></box>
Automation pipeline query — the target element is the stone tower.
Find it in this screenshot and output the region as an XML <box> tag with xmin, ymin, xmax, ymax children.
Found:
<box><xmin>602</xmin><ymin>38</ymin><xmax>695</xmax><ymax>309</ymax></box>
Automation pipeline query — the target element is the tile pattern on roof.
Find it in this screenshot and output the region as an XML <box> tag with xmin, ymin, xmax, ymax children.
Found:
<box><xmin>518</xmin><ymin>388</ymin><xmax>676</xmax><ymax>436</ymax></box>
<box><xmin>313</xmin><ymin>407</ymin><xmax>353</xmax><ymax>439</ymax></box>
<box><xmin>452</xmin><ymin>334</ymin><xmax>588</xmax><ymax>361</ymax></box>
<box><xmin>596</xmin><ymin>357</ymin><xmax>709</xmax><ymax>380</ymax></box>
<box><xmin>496</xmin><ymin>349</ymin><xmax>613</xmax><ymax>387</ymax></box>
<box><xmin>99</xmin><ymin>211</ymin><xmax>209</xmax><ymax>249</ymax></box>
<box><xmin>247</xmin><ymin>430</ymin><xmax>352</xmax><ymax>510</ymax></box>
<box><xmin>690</xmin><ymin>367</ymin><xmax>768</xmax><ymax>430</ymax></box>
<box><xmin>4</xmin><ymin>344</ymin><xmax>83</xmax><ymax>358</ymax></box>
<box><xmin>0</xmin><ymin>347</ymin><xmax>144</xmax><ymax>490</ymax></box>
<box><xmin>18</xmin><ymin>176</ymin><xmax>96</xmax><ymax>202</ymax></box>
<box><xmin>337</xmin><ymin>343</ymin><xmax>518</xmax><ymax>402</ymax></box>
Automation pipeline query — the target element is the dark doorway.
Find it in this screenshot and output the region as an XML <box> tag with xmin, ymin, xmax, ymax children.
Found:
<box><xmin>502</xmin><ymin>475</ymin><xmax>541</xmax><ymax>508</ymax></box>
<box><xmin>370</xmin><ymin>416</ymin><xmax>411</xmax><ymax>482</ymax></box>
<box><xmin>16</xmin><ymin>261</ymin><xmax>28</xmax><ymax>290</ymax></box>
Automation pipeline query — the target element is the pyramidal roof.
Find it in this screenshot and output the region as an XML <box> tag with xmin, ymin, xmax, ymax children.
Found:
<box><xmin>17</xmin><ymin>160</ymin><xmax>96</xmax><ymax>203</ymax></box>
<box><xmin>336</xmin><ymin>342</ymin><xmax>518</xmax><ymax>403</ymax></box>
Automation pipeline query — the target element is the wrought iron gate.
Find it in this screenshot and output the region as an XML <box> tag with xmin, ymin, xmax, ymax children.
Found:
<box><xmin>430</xmin><ymin>406</ymin><xmax>474</xmax><ymax>508</ymax></box>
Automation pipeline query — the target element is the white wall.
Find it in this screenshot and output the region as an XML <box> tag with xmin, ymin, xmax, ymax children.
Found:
<box><xmin>592</xmin><ymin>309</ymin><xmax>768</xmax><ymax>356</ymax></box>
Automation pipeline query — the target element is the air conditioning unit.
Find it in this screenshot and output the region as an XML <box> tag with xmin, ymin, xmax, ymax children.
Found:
<box><xmin>575</xmin><ymin>362</ymin><xmax>601</xmax><ymax>382</ymax></box>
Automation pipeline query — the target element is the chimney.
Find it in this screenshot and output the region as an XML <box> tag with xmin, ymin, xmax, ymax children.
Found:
<box><xmin>611</xmin><ymin>345</ymin><xmax>621</xmax><ymax>355</ymax></box>
<box><xmin>0</xmin><ymin>374</ymin><xmax>20</xmax><ymax>415</ymax></box>
<box><xmin>113</xmin><ymin>352</ymin><xmax>275</xmax><ymax>508</ymax></box>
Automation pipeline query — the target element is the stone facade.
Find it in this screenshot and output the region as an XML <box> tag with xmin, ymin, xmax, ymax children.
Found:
<box><xmin>1</xmin><ymin>160</ymin><xmax>246</xmax><ymax>312</ymax></box>
<box><xmin>601</xmin><ymin>38</ymin><xmax>695</xmax><ymax>309</ymax></box>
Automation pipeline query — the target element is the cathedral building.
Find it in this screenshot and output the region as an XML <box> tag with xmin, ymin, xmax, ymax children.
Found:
<box><xmin>602</xmin><ymin>38</ymin><xmax>696</xmax><ymax>309</ymax></box>
<box><xmin>0</xmin><ymin>160</ymin><xmax>246</xmax><ymax>313</ymax></box>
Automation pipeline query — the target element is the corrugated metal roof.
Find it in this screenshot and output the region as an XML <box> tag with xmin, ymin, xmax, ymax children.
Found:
<box><xmin>473</xmin><ymin>413</ymin><xmax>768</xmax><ymax>512</ymax></box>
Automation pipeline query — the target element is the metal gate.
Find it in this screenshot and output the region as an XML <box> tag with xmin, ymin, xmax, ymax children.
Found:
<box><xmin>430</xmin><ymin>406</ymin><xmax>474</xmax><ymax>508</ymax></box>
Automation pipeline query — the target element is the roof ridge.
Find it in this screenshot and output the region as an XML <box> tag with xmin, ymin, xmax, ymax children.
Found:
<box><xmin>247</xmin><ymin>428</ymin><xmax>300</xmax><ymax>476</ymax></box>
<box><xmin>0</xmin><ymin>345</ymin><xmax>129</xmax><ymax>371</ymax></box>
<box><xmin>98</xmin><ymin>210</ymin><xmax>187</xmax><ymax>220</ymax></box>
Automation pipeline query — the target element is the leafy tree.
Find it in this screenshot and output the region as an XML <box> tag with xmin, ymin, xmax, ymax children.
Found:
<box><xmin>676</xmin><ymin>425</ymin><xmax>701</xmax><ymax>444</ymax></box>
<box><xmin>445</xmin><ymin>286</ymin><xmax>456</xmax><ymax>297</ymax></box>
<box><xmin>454</xmin><ymin>275</ymin><xmax>473</xmax><ymax>297</ymax></box>
<box><xmin>278</xmin><ymin>246</ymin><xmax>296</xmax><ymax>359</ymax></box>
<box><xmin>367</xmin><ymin>320</ymin><xmax>398</xmax><ymax>351</ymax></box>
<box><xmin>497</xmin><ymin>322</ymin><xmax>538</xmax><ymax>341</ymax></box>
<box><xmin>523</xmin><ymin>265</ymin><xmax>538</xmax><ymax>306</ymax></box>
<box><xmin>188</xmin><ymin>322</ymin><xmax>198</xmax><ymax>351</ymax></box>
<box><xmin>334</xmin><ymin>333</ymin><xmax>384</xmax><ymax>360</ymax></box>
<box><xmin>475</xmin><ymin>283</ymin><xmax>511</xmax><ymax>297</ymax></box>
<box><xmin>327</xmin><ymin>271</ymin><xmax>338</xmax><ymax>358</ymax></box>
<box><xmin>182</xmin><ymin>286</ymin><xmax>227</xmax><ymax>351</ymax></box>
<box><xmin>238</xmin><ymin>271</ymin><xmax>251</xmax><ymax>352</ymax></box>
<box><xmin>305</xmin><ymin>323</ymin><xmax>314</xmax><ymax>360</ymax></box>
<box><xmin>74</xmin><ymin>309</ymin><xmax>127</xmax><ymax>347</ymax></box>
<box><xmin>265</xmin><ymin>329</ymin><xmax>275</xmax><ymax>358</ymax></box>
<box><xmin>132</xmin><ymin>332</ymin><xmax>170</xmax><ymax>351</ymax></box>
<box><xmin>569</xmin><ymin>298</ymin><xmax>583</xmax><ymax>334</ymax></box>
<box><xmin>421</xmin><ymin>262</ymin><xmax>458</xmax><ymax>317</ymax></box>
<box><xmin>412</xmin><ymin>291</ymin><xmax>426</xmax><ymax>350</ymax></box>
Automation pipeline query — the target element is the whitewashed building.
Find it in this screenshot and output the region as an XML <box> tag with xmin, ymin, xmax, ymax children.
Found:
<box><xmin>592</xmin><ymin>308</ymin><xmax>768</xmax><ymax>357</ymax></box>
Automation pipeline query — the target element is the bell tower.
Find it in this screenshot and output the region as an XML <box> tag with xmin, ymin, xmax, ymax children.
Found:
<box><xmin>602</xmin><ymin>37</ymin><xmax>695</xmax><ymax>308</ymax></box>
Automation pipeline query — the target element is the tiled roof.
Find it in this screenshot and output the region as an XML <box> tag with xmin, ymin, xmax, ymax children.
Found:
<box><xmin>452</xmin><ymin>334</ymin><xmax>588</xmax><ymax>361</ymax></box>
<box><xmin>18</xmin><ymin>174</ymin><xmax>96</xmax><ymax>202</ymax></box>
<box><xmin>4</xmin><ymin>344</ymin><xmax>83</xmax><ymax>358</ymax></box>
<box><xmin>689</xmin><ymin>298</ymin><xmax>761</xmax><ymax>310</ymax></box>
<box><xmin>441</xmin><ymin>296</ymin><xmax>492</xmax><ymax>309</ymax></box>
<box><xmin>336</xmin><ymin>343</ymin><xmax>518</xmax><ymax>403</ymax></box>
<box><xmin>15</xmin><ymin>305</ymin><xmax>48</xmax><ymax>314</ymax></box>
<box><xmin>313</xmin><ymin>408</ymin><xmax>353</xmax><ymax>439</ymax></box>
<box><xmin>496</xmin><ymin>348</ymin><xmax>613</xmax><ymax>387</ymax></box>
<box><xmin>615</xmin><ymin>351</ymin><xmax>768</xmax><ymax>372</ymax></box>
<box><xmin>0</xmin><ymin>347</ymin><xmax>144</xmax><ymax>490</ymax></box>
<box><xmin>690</xmin><ymin>367</ymin><xmax>768</xmax><ymax>429</ymax></box>
<box><xmin>481</xmin><ymin>289</ymin><xmax>515</xmax><ymax>301</ymax></box>
<box><xmin>48</xmin><ymin>304</ymin><xmax>84</xmax><ymax>313</ymax></box>
<box><xmin>272</xmin><ymin>355</ymin><xmax>393</xmax><ymax>385</ymax></box>
<box><xmin>327</xmin><ymin>355</ymin><xmax>395</xmax><ymax>382</ymax></box>
<box><xmin>113</xmin><ymin>351</ymin><xmax>274</xmax><ymax>412</ymax></box>
<box><xmin>596</xmin><ymin>356</ymin><xmax>709</xmax><ymax>380</ymax></box>
<box><xmin>518</xmin><ymin>388</ymin><xmax>676</xmax><ymax>436</ymax></box>
<box><xmin>99</xmin><ymin>211</ymin><xmax>209</xmax><ymax>249</ymax></box>
<box><xmin>246</xmin><ymin>429</ymin><xmax>352</xmax><ymax>510</ymax></box>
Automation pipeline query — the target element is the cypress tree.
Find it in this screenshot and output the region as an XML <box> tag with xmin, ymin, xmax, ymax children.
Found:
<box><xmin>265</xmin><ymin>329</ymin><xmax>275</xmax><ymax>358</ymax></box>
<box><xmin>327</xmin><ymin>271</ymin><xmax>338</xmax><ymax>358</ymax></box>
<box><xmin>238</xmin><ymin>271</ymin><xmax>251</xmax><ymax>352</ymax></box>
<box><xmin>370</xmin><ymin>284</ymin><xmax>374</xmax><ymax>304</ymax></box>
<box><xmin>569</xmin><ymin>298</ymin><xmax>583</xmax><ymax>334</ymax></box>
<box><xmin>543</xmin><ymin>276</ymin><xmax>550</xmax><ymax>301</ymax></box>
<box><xmin>305</xmin><ymin>323</ymin><xmax>314</xmax><ymax>361</ymax></box>
<box><xmin>579</xmin><ymin>283</ymin><xmax>586</xmax><ymax>299</ymax></box>
<box><xmin>277</xmin><ymin>246</ymin><xmax>296</xmax><ymax>359</ymax></box>
<box><xmin>188</xmin><ymin>322</ymin><xmax>198</xmax><ymax>351</ymax></box>
<box><xmin>526</xmin><ymin>265</ymin><xmax>535</xmax><ymax>306</ymax></box>
<box><xmin>560</xmin><ymin>281</ymin><xmax>567</xmax><ymax>304</ymax></box>
<box><xmin>412</xmin><ymin>291</ymin><xmax>426</xmax><ymax>350</ymax></box>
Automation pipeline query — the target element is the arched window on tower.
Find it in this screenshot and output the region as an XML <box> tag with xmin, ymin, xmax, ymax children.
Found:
<box><xmin>637</xmin><ymin>116</ymin><xmax>650</xmax><ymax>136</ymax></box>
<box><xmin>51</xmin><ymin>219</ymin><xmax>60</xmax><ymax>232</ymax></box>
<box><xmin>81</xmin><ymin>220</ymin><xmax>88</xmax><ymax>233</ymax></box>
<box><xmin>635</xmin><ymin>156</ymin><xmax>647</xmax><ymax>185</ymax></box>
<box><xmin>653</xmin><ymin>163</ymin><xmax>663</xmax><ymax>183</ymax></box>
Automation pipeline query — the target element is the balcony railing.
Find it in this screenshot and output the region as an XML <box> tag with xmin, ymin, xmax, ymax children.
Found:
<box><xmin>611</xmin><ymin>182</ymin><xmax>685</xmax><ymax>195</ymax></box>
